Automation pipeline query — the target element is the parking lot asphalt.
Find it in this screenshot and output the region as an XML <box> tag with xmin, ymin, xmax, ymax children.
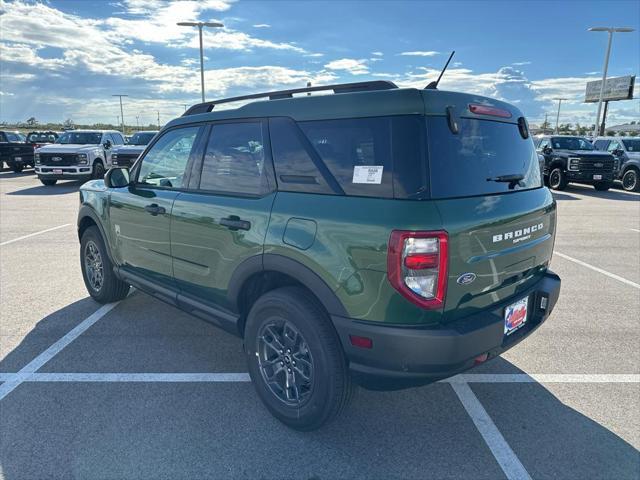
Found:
<box><xmin>1</xmin><ymin>170</ymin><xmax>639</xmax><ymax>480</ymax></box>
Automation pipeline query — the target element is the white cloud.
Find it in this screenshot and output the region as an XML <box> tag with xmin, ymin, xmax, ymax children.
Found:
<box><xmin>253</xmin><ymin>24</ymin><xmax>271</xmax><ymax>28</ymax></box>
<box><xmin>371</xmin><ymin>51</ymin><xmax>383</xmax><ymax>56</ymax></box>
<box><xmin>512</xmin><ymin>61</ymin><xmax>532</xmax><ymax>66</ymax></box>
<box><xmin>305</xmin><ymin>53</ymin><xmax>325</xmax><ymax>57</ymax></box>
<box><xmin>0</xmin><ymin>91</ymin><xmax>15</xmax><ymax>96</ymax></box>
<box><xmin>324</xmin><ymin>58</ymin><xmax>369</xmax><ymax>75</ymax></box>
<box><xmin>399</xmin><ymin>51</ymin><xmax>440</xmax><ymax>57</ymax></box>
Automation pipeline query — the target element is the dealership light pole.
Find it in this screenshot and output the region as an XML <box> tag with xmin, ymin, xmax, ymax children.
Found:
<box><xmin>553</xmin><ymin>98</ymin><xmax>568</xmax><ymax>134</ymax></box>
<box><xmin>588</xmin><ymin>26</ymin><xmax>634</xmax><ymax>137</ymax></box>
<box><xmin>176</xmin><ymin>21</ymin><xmax>224</xmax><ymax>103</ymax></box>
<box><xmin>112</xmin><ymin>94</ymin><xmax>128</xmax><ymax>134</ymax></box>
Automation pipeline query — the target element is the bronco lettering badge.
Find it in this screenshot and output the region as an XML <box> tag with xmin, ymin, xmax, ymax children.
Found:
<box><xmin>492</xmin><ymin>223</ymin><xmax>543</xmax><ymax>244</ymax></box>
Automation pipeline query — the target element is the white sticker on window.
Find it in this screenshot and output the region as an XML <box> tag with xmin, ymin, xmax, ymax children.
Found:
<box><xmin>352</xmin><ymin>165</ymin><xmax>383</xmax><ymax>184</ymax></box>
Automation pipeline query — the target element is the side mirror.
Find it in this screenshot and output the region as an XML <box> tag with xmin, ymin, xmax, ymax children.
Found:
<box><xmin>542</xmin><ymin>146</ymin><xmax>552</xmax><ymax>154</ymax></box>
<box><xmin>104</xmin><ymin>167</ymin><xmax>130</xmax><ymax>188</ymax></box>
<box><xmin>103</xmin><ymin>140</ymin><xmax>112</xmax><ymax>149</ymax></box>
<box><xmin>612</xmin><ymin>149</ymin><xmax>624</xmax><ymax>157</ymax></box>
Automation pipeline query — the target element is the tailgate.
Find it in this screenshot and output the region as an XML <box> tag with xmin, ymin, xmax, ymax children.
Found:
<box><xmin>436</xmin><ymin>188</ymin><xmax>556</xmax><ymax>323</ymax></box>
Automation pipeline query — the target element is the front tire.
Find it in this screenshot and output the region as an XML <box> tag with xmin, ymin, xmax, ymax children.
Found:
<box><xmin>244</xmin><ymin>287</ymin><xmax>354</xmax><ymax>431</ymax></box>
<box><xmin>11</xmin><ymin>164</ymin><xmax>23</xmax><ymax>173</ymax></box>
<box><xmin>594</xmin><ymin>182</ymin><xmax>612</xmax><ymax>191</ymax></box>
<box><xmin>622</xmin><ymin>168</ymin><xmax>640</xmax><ymax>192</ymax></box>
<box><xmin>80</xmin><ymin>226</ymin><xmax>130</xmax><ymax>303</ymax></box>
<box><xmin>92</xmin><ymin>160</ymin><xmax>105</xmax><ymax>179</ymax></box>
<box><xmin>40</xmin><ymin>178</ymin><xmax>57</xmax><ymax>186</ymax></box>
<box><xmin>548</xmin><ymin>167</ymin><xmax>568</xmax><ymax>190</ymax></box>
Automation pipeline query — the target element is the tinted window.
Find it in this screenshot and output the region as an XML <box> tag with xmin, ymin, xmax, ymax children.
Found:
<box><xmin>593</xmin><ymin>140</ymin><xmax>609</xmax><ymax>150</ymax></box>
<box><xmin>622</xmin><ymin>139</ymin><xmax>640</xmax><ymax>152</ymax></box>
<box><xmin>269</xmin><ymin>117</ymin><xmax>333</xmax><ymax>195</ymax></box>
<box><xmin>4</xmin><ymin>132</ymin><xmax>24</xmax><ymax>142</ymax></box>
<box><xmin>298</xmin><ymin>117</ymin><xmax>394</xmax><ymax>198</ymax></box>
<box><xmin>129</xmin><ymin>132</ymin><xmax>156</xmax><ymax>145</ymax></box>
<box><xmin>551</xmin><ymin>137</ymin><xmax>593</xmax><ymax>150</ymax></box>
<box><xmin>137</xmin><ymin>126</ymin><xmax>200</xmax><ymax>189</ymax></box>
<box><xmin>56</xmin><ymin>132</ymin><xmax>102</xmax><ymax>144</ymax></box>
<box><xmin>607</xmin><ymin>141</ymin><xmax>621</xmax><ymax>152</ymax></box>
<box><xmin>111</xmin><ymin>133</ymin><xmax>125</xmax><ymax>145</ymax></box>
<box><xmin>199</xmin><ymin>122</ymin><xmax>269</xmax><ymax>195</ymax></box>
<box><xmin>427</xmin><ymin>117</ymin><xmax>541</xmax><ymax>199</ymax></box>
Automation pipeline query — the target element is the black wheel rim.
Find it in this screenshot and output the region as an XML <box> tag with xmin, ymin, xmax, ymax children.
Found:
<box><xmin>549</xmin><ymin>170</ymin><xmax>561</xmax><ymax>188</ymax></box>
<box><xmin>623</xmin><ymin>171</ymin><xmax>637</xmax><ymax>191</ymax></box>
<box><xmin>95</xmin><ymin>163</ymin><xmax>104</xmax><ymax>179</ymax></box>
<box><xmin>256</xmin><ymin>319</ymin><xmax>314</xmax><ymax>406</ymax></box>
<box><xmin>84</xmin><ymin>240</ymin><xmax>104</xmax><ymax>292</ymax></box>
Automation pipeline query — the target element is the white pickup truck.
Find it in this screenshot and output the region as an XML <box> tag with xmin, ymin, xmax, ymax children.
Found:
<box><xmin>35</xmin><ymin>130</ymin><xmax>125</xmax><ymax>186</ymax></box>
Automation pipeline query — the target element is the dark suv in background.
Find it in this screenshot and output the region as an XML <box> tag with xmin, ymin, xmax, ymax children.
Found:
<box><xmin>535</xmin><ymin>135</ymin><xmax>615</xmax><ymax>191</ymax></box>
<box><xmin>110</xmin><ymin>130</ymin><xmax>158</xmax><ymax>168</ymax></box>
<box><xmin>78</xmin><ymin>81</ymin><xmax>561</xmax><ymax>430</ymax></box>
<box><xmin>592</xmin><ymin>137</ymin><xmax>640</xmax><ymax>192</ymax></box>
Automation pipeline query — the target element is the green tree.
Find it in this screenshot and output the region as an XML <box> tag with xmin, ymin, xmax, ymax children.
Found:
<box><xmin>26</xmin><ymin>117</ymin><xmax>38</xmax><ymax>127</ymax></box>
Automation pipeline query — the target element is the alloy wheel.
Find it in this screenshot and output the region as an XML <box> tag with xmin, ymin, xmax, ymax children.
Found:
<box><xmin>256</xmin><ymin>319</ymin><xmax>314</xmax><ymax>406</ymax></box>
<box><xmin>622</xmin><ymin>170</ymin><xmax>637</xmax><ymax>191</ymax></box>
<box><xmin>84</xmin><ymin>240</ymin><xmax>104</xmax><ymax>292</ymax></box>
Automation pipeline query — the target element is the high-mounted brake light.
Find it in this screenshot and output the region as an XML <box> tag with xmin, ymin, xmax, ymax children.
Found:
<box><xmin>469</xmin><ymin>104</ymin><xmax>512</xmax><ymax>118</ymax></box>
<box><xmin>387</xmin><ymin>230</ymin><xmax>448</xmax><ymax>309</ymax></box>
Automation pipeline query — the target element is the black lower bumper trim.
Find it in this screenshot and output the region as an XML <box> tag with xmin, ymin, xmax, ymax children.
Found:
<box><xmin>332</xmin><ymin>270</ymin><xmax>561</xmax><ymax>390</ymax></box>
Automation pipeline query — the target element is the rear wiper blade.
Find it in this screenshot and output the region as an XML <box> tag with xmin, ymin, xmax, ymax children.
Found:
<box><xmin>486</xmin><ymin>174</ymin><xmax>525</xmax><ymax>189</ymax></box>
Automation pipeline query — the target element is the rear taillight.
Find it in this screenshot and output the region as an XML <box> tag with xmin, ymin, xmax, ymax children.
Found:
<box><xmin>387</xmin><ymin>230</ymin><xmax>448</xmax><ymax>309</ymax></box>
<box><xmin>469</xmin><ymin>103</ymin><xmax>512</xmax><ymax>118</ymax></box>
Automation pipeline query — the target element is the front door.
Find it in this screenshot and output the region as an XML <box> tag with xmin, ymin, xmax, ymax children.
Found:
<box><xmin>170</xmin><ymin>121</ymin><xmax>276</xmax><ymax>311</ymax></box>
<box><xmin>109</xmin><ymin>125</ymin><xmax>204</xmax><ymax>290</ymax></box>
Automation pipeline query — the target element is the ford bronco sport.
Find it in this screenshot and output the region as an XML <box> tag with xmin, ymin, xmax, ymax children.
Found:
<box><xmin>77</xmin><ymin>81</ymin><xmax>561</xmax><ymax>430</ymax></box>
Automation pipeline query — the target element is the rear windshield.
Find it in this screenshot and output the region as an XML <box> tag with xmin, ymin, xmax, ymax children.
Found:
<box><xmin>27</xmin><ymin>132</ymin><xmax>57</xmax><ymax>143</ymax></box>
<box><xmin>128</xmin><ymin>132</ymin><xmax>156</xmax><ymax>145</ymax></box>
<box><xmin>427</xmin><ymin>117</ymin><xmax>541</xmax><ymax>199</ymax></box>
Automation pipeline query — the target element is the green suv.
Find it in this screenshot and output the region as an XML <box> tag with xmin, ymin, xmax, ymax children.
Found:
<box><xmin>77</xmin><ymin>81</ymin><xmax>561</xmax><ymax>430</ymax></box>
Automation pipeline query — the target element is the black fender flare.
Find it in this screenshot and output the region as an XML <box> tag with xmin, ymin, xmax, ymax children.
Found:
<box><xmin>227</xmin><ymin>254</ymin><xmax>348</xmax><ymax>317</ymax></box>
<box><xmin>77</xmin><ymin>205</ymin><xmax>116</xmax><ymax>265</ymax></box>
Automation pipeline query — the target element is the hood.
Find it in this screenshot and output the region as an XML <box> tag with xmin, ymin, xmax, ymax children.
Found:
<box><xmin>555</xmin><ymin>149</ymin><xmax>612</xmax><ymax>157</ymax></box>
<box><xmin>113</xmin><ymin>145</ymin><xmax>145</xmax><ymax>155</ymax></box>
<box><xmin>37</xmin><ymin>144</ymin><xmax>102</xmax><ymax>153</ymax></box>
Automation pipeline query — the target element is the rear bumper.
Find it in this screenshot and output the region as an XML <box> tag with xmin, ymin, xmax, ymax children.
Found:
<box><xmin>332</xmin><ymin>270</ymin><xmax>561</xmax><ymax>390</ymax></box>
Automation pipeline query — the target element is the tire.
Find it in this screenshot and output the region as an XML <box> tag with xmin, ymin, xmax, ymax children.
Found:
<box><xmin>92</xmin><ymin>160</ymin><xmax>105</xmax><ymax>179</ymax></box>
<box><xmin>80</xmin><ymin>226</ymin><xmax>130</xmax><ymax>303</ymax></box>
<box><xmin>244</xmin><ymin>286</ymin><xmax>354</xmax><ymax>431</ymax></box>
<box><xmin>594</xmin><ymin>182</ymin><xmax>612</xmax><ymax>192</ymax></box>
<box><xmin>11</xmin><ymin>164</ymin><xmax>23</xmax><ymax>173</ymax></box>
<box><xmin>621</xmin><ymin>168</ymin><xmax>640</xmax><ymax>192</ymax></box>
<box><xmin>40</xmin><ymin>178</ymin><xmax>57</xmax><ymax>186</ymax></box>
<box><xmin>548</xmin><ymin>167</ymin><xmax>568</xmax><ymax>190</ymax></box>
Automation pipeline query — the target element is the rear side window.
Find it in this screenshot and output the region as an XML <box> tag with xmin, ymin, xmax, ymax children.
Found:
<box><xmin>199</xmin><ymin>122</ymin><xmax>270</xmax><ymax>196</ymax></box>
<box><xmin>427</xmin><ymin>117</ymin><xmax>542</xmax><ymax>199</ymax></box>
<box><xmin>298</xmin><ymin>117</ymin><xmax>394</xmax><ymax>198</ymax></box>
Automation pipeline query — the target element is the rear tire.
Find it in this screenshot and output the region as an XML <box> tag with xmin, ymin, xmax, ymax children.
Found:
<box><xmin>80</xmin><ymin>226</ymin><xmax>130</xmax><ymax>303</ymax></box>
<box><xmin>244</xmin><ymin>287</ymin><xmax>354</xmax><ymax>431</ymax></box>
<box><xmin>40</xmin><ymin>178</ymin><xmax>57</xmax><ymax>186</ymax></box>
<box><xmin>548</xmin><ymin>167</ymin><xmax>568</xmax><ymax>190</ymax></box>
<box><xmin>621</xmin><ymin>168</ymin><xmax>640</xmax><ymax>192</ymax></box>
<box><xmin>593</xmin><ymin>182</ymin><xmax>611</xmax><ymax>191</ymax></box>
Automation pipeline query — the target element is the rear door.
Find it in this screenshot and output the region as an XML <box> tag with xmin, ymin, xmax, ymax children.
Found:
<box><xmin>426</xmin><ymin>115</ymin><xmax>555</xmax><ymax>322</ymax></box>
<box><xmin>109</xmin><ymin>125</ymin><xmax>204</xmax><ymax>291</ymax></box>
<box><xmin>170</xmin><ymin>120</ymin><xmax>276</xmax><ymax>311</ymax></box>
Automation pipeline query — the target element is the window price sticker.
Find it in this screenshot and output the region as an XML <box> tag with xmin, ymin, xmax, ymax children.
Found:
<box><xmin>352</xmin><ymin>165</ymin><xmax>383</xmax><ymax>184</ymax></box>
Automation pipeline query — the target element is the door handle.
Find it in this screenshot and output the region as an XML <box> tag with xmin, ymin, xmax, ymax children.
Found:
<box><xmin>219</xmin><ymin>216</ymin><xmax>251</xmax><ymax>231</ymax></box>
<box><xmin>144</xmin><ymin>203</ymin><xmax>166</xmax><ymax>216</ymax></box>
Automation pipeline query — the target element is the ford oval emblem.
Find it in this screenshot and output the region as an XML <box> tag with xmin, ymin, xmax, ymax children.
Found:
<box><xmin>457</xmin><ymin>273</ymin><xmax>476</xmax><ymax>285</ymax></box>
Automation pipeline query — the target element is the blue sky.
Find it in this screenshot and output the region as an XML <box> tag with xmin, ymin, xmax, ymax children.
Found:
<box><xmin>1</xmin><ymin>0</ymin><xmax>638</xmax><ymax>127</ymax></box>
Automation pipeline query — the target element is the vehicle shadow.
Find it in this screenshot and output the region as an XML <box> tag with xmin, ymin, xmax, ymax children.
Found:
<box><xmin>0</xmin><ymin>294</ymin><xmax>638</xmax><ymax>479</ymax></box>
<box><xmin>0</xmin><ymin>170</ymin><xmax>35</xmax><ymax>178</ymax></box>
<box><xmin>6</xmin><ymin>181</ymin><xmax>82</xmax><ymax>196</ymax></box>
<box><xmin>551</xmin><ymin>192</ymin><xmax>581</xmax><ymax>201</ymax></box>
<box><xmin>564</xmin><ymin>184</ymin><xmax>640</xmax><ymax>201</ymax></box>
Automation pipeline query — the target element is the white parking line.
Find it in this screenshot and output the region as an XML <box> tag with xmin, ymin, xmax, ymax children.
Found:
<box><xmin>0</xmin><ymin>223</ymin><xmax>71</xmax><ymax>246</ymax></box>
<box><xmin>451</xmin><ymin>382</ymin><xmax>532</xmax><ymax>480</ymax></box>
<box><xmin>0</xmin><ymin>301</ymin><xmax>120</xmax><ymax>400</ymax></box>
<box><xmin>630</xmin><ymin>228</ymin><xmax>640</xmax><ymax>233</ymax></box>
<box><xmin>1</xmin><ymin>372</ymin><xmax>637</xmax><ymax>384</ymax></box>
<box><xmin>555</xmin><ymin>251</ymin><xmax>640</xmax><ymax>289</ymax></box>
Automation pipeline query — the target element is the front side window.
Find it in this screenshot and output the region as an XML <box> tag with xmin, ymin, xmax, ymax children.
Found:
<box><xmin>137</xmin><ymin>126</ymin><xmax>200</xmax><ymax>189</ymax></box>
<box><xmin>593</xmin><ymin>140</ymin><xmax>608</xmax><ymax>150</ymax></box>
<box><xmin>538</xmin><ymin>139</ymin><xmax>551</xmax><ymax>150</ymax></box>
<box><xmin>199</xmin><ymin>122</ymin><xmax>269</xmax><ymax>195</ymax></box>
<box><xmin>111</xmin><ymin>133</ymin><xmax>125</xmax><ymax>145</ymax></box>
<box><xmin>551</xmin><ymin>137</ymin><xmax>593</xmax><ymax>150</ymax></box>
<box><xmin>607</xmin><ymin>141</ymin><xmax>621</xmax><ymax>152</ymax></box>
<box><xmin>4</xmin><ymin>132</ymin><xmax>24</xmax><ymax>142</ymax></box>
<box><xmin>427</xmin><ymin>117</ymin><xmax>542</xmax><ymax>199</ymax></box>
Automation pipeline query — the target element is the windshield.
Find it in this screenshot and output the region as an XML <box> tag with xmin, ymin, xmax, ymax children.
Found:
<box><xmin>128</xmin><ymin>132</ymin><xmax>156</xmax><ymax>145</ymax></box>
<box><xmin>56</xmin><ymin>132</ymin><xmax>102</xmax><ymax>144</ymax></box>
<box><xmin>551</xmin><ymin>137</ymin><xmax>594</xmax><ymax>150</ymax></box>
<box><xmin>622</xmin><ymin>139</ymin><xmax>640</xmax><ymax>152</ymax></box>
<box><xmin>4</xmin><ymin>132</ymin><xmax>25</xmax><ymax>142</ymax></box>
<box><xmin>427</xmin><ymin>117</ymin><xmax>541</xmax><ymax>199</ymax></box>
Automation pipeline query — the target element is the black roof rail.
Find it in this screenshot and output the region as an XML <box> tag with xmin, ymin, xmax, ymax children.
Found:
<box><xmin>182</xmin><ymin>80</ymin><xmax>398</xmax><ymax>116</ymax></box>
